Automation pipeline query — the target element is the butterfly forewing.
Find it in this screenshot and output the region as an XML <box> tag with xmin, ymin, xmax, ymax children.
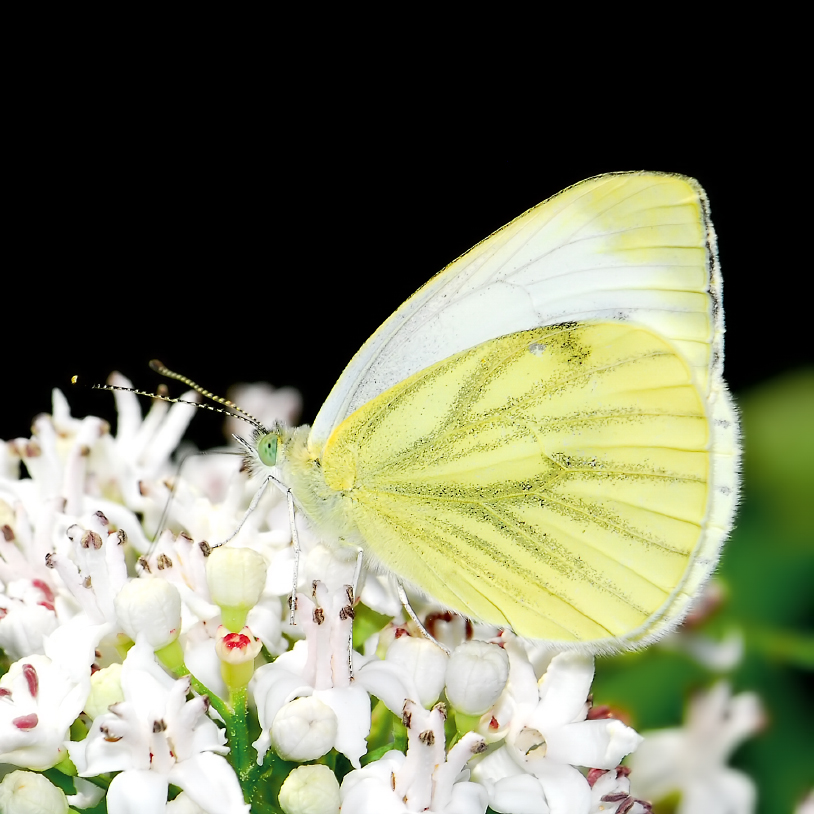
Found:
<box><xmin>311</xmin><ymin>173</ymin><xmax>722</xmax><ymax>448</ymax></box>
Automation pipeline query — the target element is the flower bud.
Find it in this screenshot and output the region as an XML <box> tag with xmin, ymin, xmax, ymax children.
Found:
<box><xmin>0</xmin><ymin>770</ymin><xmax>68</xmax><ymax>814</ymax></box>
<box><xmin>445</xmin><ymin>640</ymin><xmax>509</xmax><ymax>715</ymax></box>
<box><xmin>278</xmin><ymin>764</ymin><xmax>340</xmax><ymax>814</ymax></box>
<box><xmin>114</xmin><ymin>577</ymin><xmax>182</xmax><ymax>649</ymax></box>
<box><xmin>215</xmin><ymin>624</ymin><xmax>263</xmax><ymax>690</ymax></box>
<box><xmin>271</xmin><ymin>696</ymin><xmax>338</xmax><ymax>762</ymax></box>
<box><xmin>84</xmin><ymin>662</ymin><xmax>124</xmax><ymax>720</ymax></box>
<box><xmin>206</xmin><ymin>546</ymin><xmax>268</xmax><ymax>631</ymax></box>
<box><xmin>386</xmin><ymin>633</ymin><xmax>448</xmax><ymax>707</ymax></box>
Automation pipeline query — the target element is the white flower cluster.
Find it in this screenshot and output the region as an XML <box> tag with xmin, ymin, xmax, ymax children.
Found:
<box><xmin>0</xmin><ymin>383</ymin><xmax>759</xmax><ymax>814</ymax></box>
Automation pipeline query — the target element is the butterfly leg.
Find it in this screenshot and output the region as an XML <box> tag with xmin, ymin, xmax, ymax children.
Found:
<box><xmin>209</xmin><ymin>475</ymin><xmax>273</xmax><ymax>550</ymax></box>
<box><xmin>397</xmin><ymin>581</ymin><xmax>451</xmax><ymax>655</ymax></box>
<box><xmin>286</xmin><ymin>487</ymin><xmax>300</xmax><ymax>625</ymax></box>
<box><xmin>343</xmin><ymin>549</ymin><xmax>365</xmax><ymax>679</ymax></box>
<box><xmin>351</xmin><ymin>548</ymin><xmax>364</xmax><ymax>600</ymax></box>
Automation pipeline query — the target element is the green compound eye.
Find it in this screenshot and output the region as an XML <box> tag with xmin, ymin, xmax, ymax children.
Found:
<box><xmin>257</xmin><ymin>433</ymin><xmax>278</xmax><ymax>467</ymax></box>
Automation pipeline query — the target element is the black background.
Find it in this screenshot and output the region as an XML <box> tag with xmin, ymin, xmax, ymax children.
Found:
<box><xmin>5</xmin><ymin>78</ymin><xmax>806</xmax><ymax>449</ymax></box>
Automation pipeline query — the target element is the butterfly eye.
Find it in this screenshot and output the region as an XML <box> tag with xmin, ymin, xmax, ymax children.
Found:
<box><xmin>257</xmin><ymin>433</ymin><xmax>278</xmax><ymax>467</ymax></box>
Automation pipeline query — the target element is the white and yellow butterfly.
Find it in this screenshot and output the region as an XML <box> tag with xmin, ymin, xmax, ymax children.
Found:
<box><xmin>246</xmin><ymin>171</ymin><xmax>739</xmax><ymax>653</ymax></box>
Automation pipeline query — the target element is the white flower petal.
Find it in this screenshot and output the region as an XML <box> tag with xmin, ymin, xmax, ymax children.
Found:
<box><xmin>340</xmin><ymin>749</ymin><xmax>406</xmax><ymax>810</ymax></box>
<box><xmin>627</xmin><ymin>729</ymin><xmax>683</xmax><ymax>799</ymax></box>
<box><xmin>445</xmin><ymin>779</ymin><xmax>490</xmax><ymax>814</ymax></box>
<box><xmin>534</xmin><ymin>652</ymin><xmax>594</xmax><ymax>729</ymax></box>
<box><xmin>432</xmin><ymin>732</ymin><xmax>487</xmax><ymax>810</ymax></box>
<box><xmin>471</xmin><ymin>745</ymin><xmax>526</xmax><ymax>793</ymax></box>
<box><xmin>356</xmin><ymin>657</ymin><xmax>417</xmax><ymax>716</ymax></box>
<box><xmin>532</xmin><ymin>760</ymin><xmax>591</xmax><ymax>814</ymax></box>
<box><xmin>680</xmin><ymin>766</ymin><xmax>756</xmax><ymax>814</ymax></box>
<box><xmin>629</xmin><ymin>682</ymin><xmax>762</xmax><ymax>810</ymax></box>
<box><xmin>183</xmin><ymin>629</ymin><xmax>228</xmax><ymax>700</ymax></box>
<box><xmin>246</xmin><ymin>599</ymin><xmax>286</xmax><ymax>655</ymax></box>
<box><xmin>0</xmin><ymin>598</ymin><xmax>59</xmax><ymax>661</ymax></box>
<box><xmin>107</xmin><ymin>769</ymin><xmax>169</xmax><ymax>814</ymax></box>
<box><xmin>340</xmin><ymin>775</ymin><xmax>406</xmax><ymax>814</ymax></box>
<box><xmin>251</xmin><ymin>664</ymin><xmax>314</xmax><ymax>738</ymax></box>
<box><xmin>66</xmin><ymin>777</ymin><xmax>106</xmax><ymax>810</ymax></box>
<box><xmin>315</xmin><ymin>686</ymin><xmax>371</xmax><ymax>768</ymax></box>
<box><xmin>166</xmin><ymin>792</ymin><xmax>209</xmax><ymax>813</ymax></box>
<box><xmin>490</xmin><ymin>774</ymin><xmax>550</xmax><ymax>814</ymax></box>
<box><xmin>169</xmin><ymin>751</ymin><xmax>250</xmax><ymax>814</ymax></box>
<box><xmin>546</xmin><ymin>719</ymin><xmax>642</xmax><ymax>769</ymax></box>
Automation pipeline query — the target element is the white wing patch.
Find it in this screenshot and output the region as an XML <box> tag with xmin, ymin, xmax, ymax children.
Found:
<box><xmin>310</xmin><ymin>172</ymin><xmax>723</xmax><ymax>448</ymax></box>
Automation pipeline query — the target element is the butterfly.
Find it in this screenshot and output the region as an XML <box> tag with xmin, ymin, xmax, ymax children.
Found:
<box><xmin>244</xmin><ymin>172</ymin><xmax>740</xmax><ymax>652</ymax></box>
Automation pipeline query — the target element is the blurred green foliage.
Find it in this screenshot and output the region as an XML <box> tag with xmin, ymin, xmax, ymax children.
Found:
<box><xmin>594</xmin><ymin>368</ymin><xmax>814</xmax><ymax>813</ymax></box>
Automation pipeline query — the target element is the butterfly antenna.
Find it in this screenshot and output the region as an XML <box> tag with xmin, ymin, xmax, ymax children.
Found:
<box><xmin>71</xmin><ymin>372</ymin><xmax>263</xmax><ymax>430</ymax></box>
<box><xmin>149</xmin><ymin>360</ymin><xmax>265</xmax><ymax>428</ymax></box>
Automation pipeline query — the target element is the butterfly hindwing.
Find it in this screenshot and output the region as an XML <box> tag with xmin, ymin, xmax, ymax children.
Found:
<box><xmin>321</xmin><ymin>321</ymin><xmax>711</xmax><ymax>647</ymax></box>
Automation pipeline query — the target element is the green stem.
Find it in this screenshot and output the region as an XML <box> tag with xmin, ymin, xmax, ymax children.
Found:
<box><xmin>188</xmin><ymin>674</ymin><xmax>233</xmax><ymax>726</ymax></box>
<box><xmin>230</xmin><ymin>685</ymin><xmax>261</xmax><ymax>804</ymax></box>
<box><xmin>230</xmin><ymin>687</ymin><xmax>251</xmax><ymax>775</ymax></box>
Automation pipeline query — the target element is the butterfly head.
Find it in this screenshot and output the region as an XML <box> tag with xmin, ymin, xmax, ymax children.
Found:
<box><xmin>232</xmin><ymin>423</ymin><xmax>289</xmax><ymax>481</ymax></box>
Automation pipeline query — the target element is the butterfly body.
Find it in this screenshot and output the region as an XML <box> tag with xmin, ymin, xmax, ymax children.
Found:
<box><xmin>255</xmin><ymin>172</ymin><xmax>739</xmax><ymax>652</ymax></box>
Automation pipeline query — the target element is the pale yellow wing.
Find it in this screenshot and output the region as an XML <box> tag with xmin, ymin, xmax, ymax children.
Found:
<box><xmin>321</xmin><ymin>322</ymin><xmax>718</xmax><ymax>649</ymax></box>
<box><xmin>287</xmin><ymin>172</ymin><xmax>739</xmax><ymax>649</ymax></box>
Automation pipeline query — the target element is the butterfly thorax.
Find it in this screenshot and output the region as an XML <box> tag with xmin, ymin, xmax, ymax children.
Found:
<box><xmin>275</xmin><ymin>423</ymin><xmax>364</xmax><ymax>551</ymax></box>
